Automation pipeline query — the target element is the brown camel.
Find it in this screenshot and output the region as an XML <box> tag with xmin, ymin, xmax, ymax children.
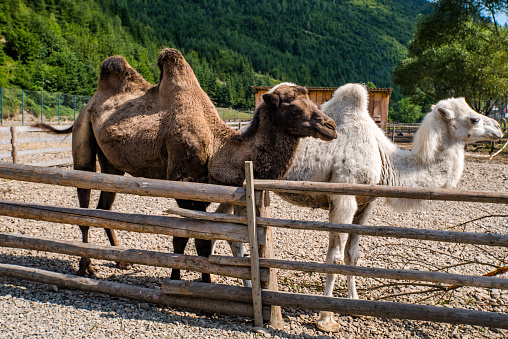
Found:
<box><xmin>37</xmin><ymin>48</ymin><xmax>337</xmax><ymax>282</ymax></box>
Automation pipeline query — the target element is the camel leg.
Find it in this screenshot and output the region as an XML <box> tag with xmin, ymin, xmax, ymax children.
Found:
<box><xmin>317</xmin><ymin>195</ymin><xmax>356</xmax><ymax>333</ymax></box>
<box><xmin>170</xmin><ymin>236</ymin><xmax>189</xmax><ymax>280</ymax></box>
<box><xmin>171</xmin><ymin>199</ymin><xmax>211</xmax><ymax>282</ymax></box>
<box><xmin>96</xmin><ymin>149</ymin><xmax>129</xmax><ymax>270</ymax></box>
<box><xmin>345</xmin><ymin>202</ymin><xmax>375</xmax><ymax>299</ymax></box>
<box><xmin>73</xmin><ymin>116</ymin><xmax>98</xmax><ymax>277</ymax></box>
<box><xmin>214</xmin><ymin>204</ymin><xmax>251</xmax><ymax>287</ymax></box>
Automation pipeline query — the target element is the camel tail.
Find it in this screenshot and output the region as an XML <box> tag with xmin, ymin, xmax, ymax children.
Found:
<box><xmin>33</xmin><ymin>123</ymin><xmax>73</xmax><ymax>134</ymax></box>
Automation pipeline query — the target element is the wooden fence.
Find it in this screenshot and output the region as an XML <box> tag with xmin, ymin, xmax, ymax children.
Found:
<box><xmin>0</xmin><ymin>125</ymin><xmax>72</xmax><ymax>166</ymax></box>
<box><xmin>0</xmin><ymin>162</ymin><xmax>508</xmax><ymax>330</ymax></box>
<box><xmin>388</xmin><ymin>121</ymin><xmax>508</xmax><ymax>150</ymax></box>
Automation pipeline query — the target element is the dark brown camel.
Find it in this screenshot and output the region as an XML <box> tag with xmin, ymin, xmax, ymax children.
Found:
<box><xmin>37</xmin><ymin>48</ymin><xmax>337</xmax><ymax>282</ymax></box>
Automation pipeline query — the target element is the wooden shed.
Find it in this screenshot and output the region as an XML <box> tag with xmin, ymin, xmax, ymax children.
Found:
<box><xmin>252</xmin><ymin>86</ymin><xmax>392</xmax><ymax>133</ymax></box>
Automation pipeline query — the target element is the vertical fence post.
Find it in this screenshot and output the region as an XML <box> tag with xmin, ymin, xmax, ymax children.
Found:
<box><xmin>222</xmin><ymin>109</ymin><xmax>225</xmax><ymax>120</ymax></box>
<box><xmin>41</xmin><ymin>88</ymin><xmax>44</xmax><ymax>123</ymax></box>
<box><xmin>10</xmin><ymin>126</ymin><xmax>17</xmax><ymax>163</ymax></box>
<box><xmin>236</xmin><ymin>108</ymin><xmax>239</xmax><ymax>120</ymax></box>
<box><xmin>0</xmin><ymin>87</ymin><xmax>3</xmax><ymax>125</ymax></box>
<box><xmin>245</xmin><ymin>161</ymin><xmax>263</xmax><ymax>327</ymax></box>
<box><xmin>73</xmin><ymin>95</ymin><xmax>76</xmax><ymax>121</ymax></box>
<box><xmin>21</xmin><ymin>90</ymin><xmax>24</xmax><ymax>126</ymax></box>
<box><xmin>58</xmin><ymin>93</ymin><xmax>61</xmax><ymax>123</ymax></box>
<box><xmin>250</xmin><ymin>107</ymin><xmax>252</xmax><ymax>119</ymax></box>
<box><xmin>258</xmin><ymin>189</ymin><xmax>283</xmax><ymax>329</ymax></box>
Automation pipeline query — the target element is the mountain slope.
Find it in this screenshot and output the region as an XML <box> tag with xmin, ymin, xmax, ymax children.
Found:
<box><xmin>0</xmin><ymin>0</ymin><xmax>430</xmax><ymax>106</ymax></box>
<box><xmin>115</xmin><ymin>0</ymin><xmax>430</xmax><ymax>90</ymax></box>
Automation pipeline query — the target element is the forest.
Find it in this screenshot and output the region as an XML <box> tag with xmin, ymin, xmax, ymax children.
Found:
<box><xmin>0</xmin><ymin>0</ymin><xmax>430</xmax><ymax>108</ymax></box>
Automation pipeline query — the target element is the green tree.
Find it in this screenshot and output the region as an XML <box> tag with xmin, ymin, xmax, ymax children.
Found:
<box><xmin>394</xmin><ymin>21</ymin><xmax>508</xmax><ymax>114</ymax></box>
<box><xmin>389</xmin><ymin>97</ymin><xmax>423</xmax><ymax>123</ymax></box>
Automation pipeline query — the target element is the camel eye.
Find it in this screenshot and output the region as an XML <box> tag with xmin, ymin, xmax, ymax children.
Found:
<box><xmin>289</xmin><ymin>106</ymin><xmax>302</xmax><ymax>116</ymax></box>
<box><xmin>470</xmin><ymin>118</ymin><xmax>480</xmax><ymax>125</ymax></box>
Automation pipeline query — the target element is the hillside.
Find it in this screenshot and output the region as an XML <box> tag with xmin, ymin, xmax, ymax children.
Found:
<box><xmin>0</xmin><ymin>0</ymin><xmax>430</xmax><ymax>107</ymax></box>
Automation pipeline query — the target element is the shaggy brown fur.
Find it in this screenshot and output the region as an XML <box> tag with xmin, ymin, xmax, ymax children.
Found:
<box><xmin>37</xmin><ymin>48</ymin><xmax>337</xmax><ymax>281</ymax></box>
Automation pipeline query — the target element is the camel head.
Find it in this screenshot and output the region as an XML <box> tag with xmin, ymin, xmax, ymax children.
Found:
<box><xmin>413</xmin><ymin>97</ymin><xmax>503</xmax><ymax>164</ymax></box>
<box><xmin>262</xmin><ymin>83</ymin><xmax>338</xmax><ymax>141</ymax></box>
<box><xmin>433</xmin><ymin>98</ymin><xmax>503</xmax><ymax>143</ymax></box>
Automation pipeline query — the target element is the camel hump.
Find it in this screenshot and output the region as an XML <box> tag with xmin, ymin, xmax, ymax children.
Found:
<box><xmin>322</xmin><ymin>83</ymin><xmax>369</xmax><ymax>119</ymax></box>
<box><xmin>97</xmin><ymin>55</ymin><xmax>150</xmax><ymax>94</ymax></box>
<box><xmin>157</xmin><ymin>48</ymin><xmax>195</xmax><ymax>83</ymax></box>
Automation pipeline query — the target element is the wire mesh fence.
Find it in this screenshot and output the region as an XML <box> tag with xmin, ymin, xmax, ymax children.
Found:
<box><xmin>0</xmin><ymin>87</ymin><xmax>90</xmax><ymax>125</ymax></box>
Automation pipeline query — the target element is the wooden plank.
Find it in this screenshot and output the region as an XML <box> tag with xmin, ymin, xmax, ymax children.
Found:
<box><xmin>17</xmin><ymin>147</ymin><xmax>71</xmax><ymax>156</ymax></box>
<box><xmin>0</xmin><ymin>125</ymin><xmax>72</xmax><ymax>133</ymax></box>
<box><xmin>245</xmin><ymin>161</ymin><xmax>263</xmax><ymax>326</ymax></box>
<box><xmin>11</xmin><ymin>126</ymin><xmax>17</xmax><ymax>163</ymax></box>
<box><xmin>0</xmin><ymin>199</ymin><xmax>266</xmax><ymax>244</ymax></box>
<box><xmin>209</xmin><ymin>255</ymin><xmax>508</xmax><ymax>290</ymax></box>
<box><xmin>165</xmin><ymin>207</ymin><xmax>508</xmax><ymax>247</ymax></box>
<box><xmin>0</xmin><ymin>232</ymin><xmax>268</xmax><ymax>282</ymax></box>
<box><xmin>16</xmin><ymin>136</ymin><xmax>71</xmax><ymax>144</ymax></box>
<box><xmin>29</xmin><ymin>157</ymin><xmax>73</xmax><ymax>167</ymax></box>
<box><xmin>160</xmin><ymin>280</ymin><xmax>508</xmax><ymax>329</ymax></box>
<box><xmin>0</xmin><ymin>263</ymin><xmax>271</xmax><ymax>320</ymax></box>
<box><xmin>258</xmin><ymin>191</ymin><xmax>283</xmax><ymax>329</ymax></box>
<box><xmin>0</xmin><ymin>162</ymin><xmax>255</xmax><ymax>206</ymax></box>
<box><xmin>252</xmin><ymin>179</ymin><xmax>508</xmax><ymax>204</ymax></box>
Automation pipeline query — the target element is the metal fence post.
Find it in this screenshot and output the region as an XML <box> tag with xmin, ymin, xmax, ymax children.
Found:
<box><xmin>0</xmin><ymin>87</ymin><xmax>3</xmax><ymax>125</ymax></box>
<box><xmin>21</xmin><ymin>90</ymin><xmax>24</xmax><ymax>126</ymax></box>
<box><xmin>41</xmin><ymin>89</ymin><xmax>44</xmax><ymax>123</ymax></box>
<box><xmin>236</xmin><ymin>108</ymin><xmax>239</xmax><ymax>120</ymax></box>
<box><xmin>58</xmin><ymin>93</ymin><xmax>61</xmax><ymax>123</ymax></box>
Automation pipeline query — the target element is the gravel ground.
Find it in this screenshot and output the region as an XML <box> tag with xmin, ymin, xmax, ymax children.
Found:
<box><xmin>0</xmin><ymin>151</ymin><xmax>507</xmax><ymax>339</ymax></box>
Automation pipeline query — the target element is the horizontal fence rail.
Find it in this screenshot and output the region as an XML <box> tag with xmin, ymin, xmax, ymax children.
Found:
<box><xmin>166</xmin><ymin>207</ymin><xmax>508</xmax><ymax>247</ymax></box>
<box><xmin>0</xmin><ymin>233</ymin><xmax>268</xmax><ymax>283</ymax></box>
<box><xmin>209</xmin><ymin>255</ymin><xmax>508</xmax><ymax>290</ymax></box>
<box><xmin>250</xmin><ymin>179</ymin><xmax>508</xmax><ymax>204</ymax></box>
<box><xmin>0</xmin><ymin>200</ymin><xmax>266</xmax><ymax>244</ymax></box>
<box><xmin>0</xmin><ymin>263</ymin><xmax>271</xmax><ymax>320</ymax></box>
<box><xmin>0</xmin><ymin>162</ymin><xmax>259</xmax><ymax>206</ymax></box>
<box><xmin>161</xmin><ymin>280</ymin><xmax>508</xmax><ymax>329</ymax></box>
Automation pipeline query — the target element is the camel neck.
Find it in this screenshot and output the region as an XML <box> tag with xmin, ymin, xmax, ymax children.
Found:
<box><xmin>207</xmin><ymin>115</ymin><xmax>300</xmax><ymax>187</ymax></box>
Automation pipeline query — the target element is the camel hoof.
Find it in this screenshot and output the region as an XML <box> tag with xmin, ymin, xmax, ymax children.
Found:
<box><xmin>170</xmin><ymin>270</ymin><xmax>181</xmax><ymax>280</ymax></box>
<box><xmin>201</xmin><ymin>274</ymin><xmax>215</xmax><ymax>284</ymax></box>
<box><xmin>76</xmin><ymin>268</ymin><xmax>87</xmax><ymax>277</ymax></box>
<box><xmin>116</xmin><ymin>262</ymin><xmax>132</xmax><ymax>270</ymax></box>
<box><xmin>316</xmin><ymin>319</ymin><xmax>341</xmax><ymax>333</ymax></box>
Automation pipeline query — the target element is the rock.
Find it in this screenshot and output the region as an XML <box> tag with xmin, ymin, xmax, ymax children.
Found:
<box><xmin>252</xmin><ymin>326</ymin><xmax>271</xmax><ymax>337</ymax></box>
<box><xmin>138</xmin><ymin>302</ymin><xmax>150</xmax><ymax>310</ymax></box>
<box><xmin>45</xmin><ymin>285</ymin><xmax>58</xmax><ymax>293</ymax></box>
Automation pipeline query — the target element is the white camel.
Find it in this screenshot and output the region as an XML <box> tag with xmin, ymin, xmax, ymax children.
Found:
<box><xmin>277</xmin><ymin>83</ymin><xmax>503</xmax><ymax>332</ymax></box>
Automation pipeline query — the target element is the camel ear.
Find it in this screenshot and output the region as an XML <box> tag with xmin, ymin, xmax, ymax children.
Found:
<box><xmin>437</xmin><ymin>107</ymin><xmax>454</xmax><ymax>120</ymax></box>
<box><xmin>262</xmin><ymin>93</ymin><xmax>280</xmax><ymax>107</ymax></box>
